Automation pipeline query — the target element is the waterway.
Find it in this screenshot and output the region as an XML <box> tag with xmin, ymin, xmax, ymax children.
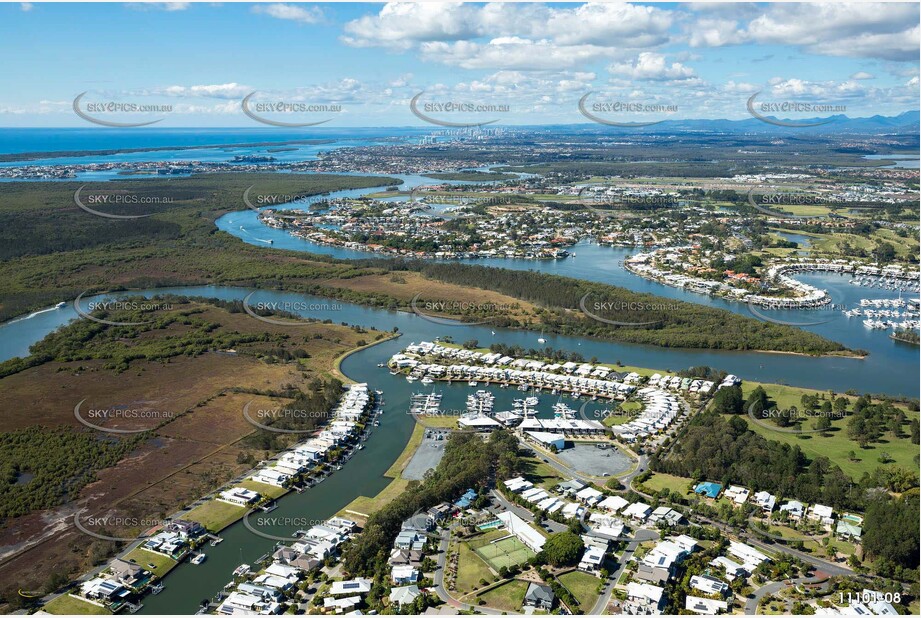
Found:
<box><xmin>216</xmin><ymin>173</ymin><xmax>919</xmax><ymax>398</ymax></box>
<box><xmin>0</xmin><ymin>279</ymin><xmax>916</xmax><ymax>613</ymax></box>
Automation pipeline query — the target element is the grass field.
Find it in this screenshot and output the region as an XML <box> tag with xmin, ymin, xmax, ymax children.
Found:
<box><xmin>478</xmin><ymin>579</ymin><xmax>529</xmax><ymax>612</ymax></box>
<box><xmin>184</xmin><ymin>500</ymin><xmax>248</xmax><ymax>533</ymax></box>
<box><xmin>239</xmin><ymin>480</ymin><xmax>289</xmax><ymax>500</ymax></box>
<box><xmin>640</xmin><ymin>472</ymin><xmax>693</xmax><ymax>495</ymax></box>
<box><xmin>122</xmin><ymin>547</ymin><xmax>178</xmax><ymax>578</ymax></box>
<box><xmin>455</xmin><ymin>541</ymin><xmax>496</xmax><ymax>593</ymax></box>
<box><xmin>472</xmin><ymin>536</ymin><xmax>535</xmax><ymax>570</ymax></box>
<box><xmin>43</xmin><ymin>595</ymin><xmax>110</xmax><ymax>615</ymax></box>
<box><xmin>737</xmin><ymin>382</ymin><xmax>919</xmax><ymax>479</ymax></box>
<box><xmin>558</xmin><ymin>570</ymin><xmax>602</xmax><ymax>611</ymax></box>
<box><xmin>520</xmin><ymin>456</ymin><xmax>567</xmax><ymax>489</ymax></box>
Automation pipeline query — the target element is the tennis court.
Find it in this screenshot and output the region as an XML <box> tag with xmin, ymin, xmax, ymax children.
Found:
<box><xmin>471</xmin><ymin>535</ymin><xmax>535</xmax><ymax>570</ymax></box>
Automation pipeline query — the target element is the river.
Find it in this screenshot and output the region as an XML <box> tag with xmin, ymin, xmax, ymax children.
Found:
<box><xmin>216</xmin><ymin>174</ymin><xmax>919</xmax><ymax>399</ymax></box>
<box><xmin>0</xmin><ymin>277</ymin><xmax>915</xmax><ymax>613</ymax></box>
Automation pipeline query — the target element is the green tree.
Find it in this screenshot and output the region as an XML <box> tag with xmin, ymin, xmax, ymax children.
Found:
<box><xmin>539</xmin><ymin>531</ymin><xmax>583</xmax><ymax>567</ymax></box>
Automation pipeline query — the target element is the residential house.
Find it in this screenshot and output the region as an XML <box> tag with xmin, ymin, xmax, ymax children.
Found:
<box><xmin>523</xmin><ymin>583</ymin><xmax>555</xmax><ymax>610</ymax></box>
<box><xmin>389</xmin><ymin>585</ymin><xmax>421</xmax><ymax>610</ymax></box>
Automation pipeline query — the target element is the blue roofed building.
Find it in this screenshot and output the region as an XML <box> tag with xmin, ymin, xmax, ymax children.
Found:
<box><xmin>454</xmin><ymin>488</ymin><xmax>477</xmax><ymax>509</ymax></box>
<box><xmin>694</xmin><ymin>481</ymin><xmax>722</xmax><ymax>499</ymax></box>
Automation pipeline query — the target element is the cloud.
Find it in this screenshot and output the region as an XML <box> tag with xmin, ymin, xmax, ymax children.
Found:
<box><xmin>342</xmin><ymin>2</ymin><xmax>674</xmax><ymax>68</ymax></box>
<box><xmin>689</xmin><ymin>3</ymin><xmax>920</xmax><ymax>62</ymax></box>
<box><xmin>126</xmin><ymin>2</ymin><xmax>191</xmax><ymax>11</ymax></box>
<box><xmin>20</xmin><ymin>2</ymin><xmax>32</xmax><ymax>11</ymax></box>
<box><xmin>609</xmin><ymin>53</ymin><xmax>697</xmax><ymax>81</ymax></box>
<box><xmin>159</xmin><ymin>83</ymin><xmax>252</xmax><ymax>99</ymax></box>
<box><xmin>850</xmin><ymin>71</ymin><xmax>875</xmax><ymax>80</ymax></box>
<box><xmin>252</xmin><ymin>3</ymin><xmax>323</xmax><ymax>25</ymax></box>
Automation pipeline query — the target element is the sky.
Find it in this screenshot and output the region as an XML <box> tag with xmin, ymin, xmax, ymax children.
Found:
<box><xmin>0</xmin><ymin>1</ymin><xmax>918</xmax><ymax>127</ymax></box>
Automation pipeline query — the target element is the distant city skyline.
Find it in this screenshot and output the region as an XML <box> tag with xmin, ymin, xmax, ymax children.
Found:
<box><xmin>1</xmin><ymin>2</ymin><xmax>918</xmax><ymax>127</ymax></box>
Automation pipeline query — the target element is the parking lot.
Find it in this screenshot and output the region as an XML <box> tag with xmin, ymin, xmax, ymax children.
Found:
<box><xmin>402</xmin><ymin>429</ymin><xmax>451</xmax><ymax>480</ymax></box>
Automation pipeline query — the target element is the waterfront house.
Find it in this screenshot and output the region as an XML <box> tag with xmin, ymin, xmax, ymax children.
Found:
<box><xmin>219</xmin><ymin>487</ymin><xmax>260</xmax><ymax>506</ymax></box>
<box><xmin>167</xmin><ymin>519</ymin><xmax>206</xmax><ymax>539</ymax></box>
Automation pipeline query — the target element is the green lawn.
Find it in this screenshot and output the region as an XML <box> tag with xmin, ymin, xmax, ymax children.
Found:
<box><xmin>455</xmin><ymin>541</ymin><xmax>496</xmax><ymax>593</ymax></box>
<box><xmin>558</xmin><ymin>570</ymin><xmax>602</xmax><ymax>611</ymax></box>
<box><xmin>738</xmin><ymin>382</ymin><xmax>919</xmax><ymax>479</ymax></box>
<box><xmin>240</xmin><ymin>479</ymin><xmax>289</xmax><ymax>500</ymax></box>
<box><xmin>43</xmin><ymin>595</ymin><xmax>111</xmax><ymax>615</ymax></box>
<box><xmin>122</xmin><ymin>547</ymin><xmax>178</xmax><ymax>578</ymax></box>
<box><xmin>640</xmin><ymin>472</ymin><xmax>692</xmax><ymax>495</ymax></box>
<box><xmin>479</xmin><ymin>579</ymin><xmax>529</xmax><ymax>611</ymax></box>
<box><xmin>184</xmin><ymin>499</ymin><xmax>248</xmax><ymax>532</ymax></box>
<box><xmin>521</xmin><ymin>456</ymin><xmax>567</xmax><ymax>489</ymax></box>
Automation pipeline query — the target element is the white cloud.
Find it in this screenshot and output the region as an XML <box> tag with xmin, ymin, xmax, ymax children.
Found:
<box><xmin>689</xmin><ymin>3</ymin><xmax>920</xmax><ymax>62</ymax></box>
<box><xmin>609</xmin><ymin>52</ymin><xmax>697</xmax><ymax>81</ymax></box>
<box><xmin>850</xmin><ymin>71</ymin><xmax>875</xmax><ymax>80</ymax></box>
<box><xmin>160</xmin><ymin>83</ymin><xmax>252</xmax><ymax>99</ymax></box>
<box><xmin>20</xmin><ymin>2</ymin><xmax>33</xmax><ymax>11</ymax></box>
<box><xmin>252</xmin><ymin>3</ymin><xmax>323</xmax><ymax>25</ymax></box>
<box><xmin>342</xmin><ymin>2</ymin><xmax>674</xmax><ymax>68</ymax></box>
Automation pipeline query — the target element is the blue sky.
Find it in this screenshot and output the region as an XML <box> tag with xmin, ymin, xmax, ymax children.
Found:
<box><xmin>1</xmin><ymin>2</ymin><xmax>918</xmax><ymax>127</ymax></box>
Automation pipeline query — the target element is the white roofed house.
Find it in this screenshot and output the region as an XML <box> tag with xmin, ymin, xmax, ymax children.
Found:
<box><xmin>219</xmin><ymin>487</ymin><xmax>260</xmax><ymax>506</ymax></box>
<box><xmin>723</xmin><ymin>485</ymin><xmax>750</xmax><ymax>505</ymax></box>
<box><xmin>779</xmin><ymin>500</ymin><xmax>805</xmax><ymax>521</ymax></box>
<box><xmin>752</xmin><ymin>491</ymin><xmax>776</xmax><ymax>514</ymax></box>
<box><xmin>623</xmin><ymin>501</ymin><xmax>653</xmax><ymax>522</ymax></box>
<box><xmin>709</xmin><ymin>556</ymin><xmax>748</xmax><ymax>581</ymax></box>
<box><xmin>625</xmin><ymin>582</ymin><xmax>665</xmax><ymax>614</ymax></box>
<box><xmin>807</xmin><ymin>503</ymin><xmax>835</xmax><ymax>527</ymax></box>
<box><xmin>690</xmin><ymin>574</ymin><xmax>729</xmax><ymax>596</ymax></box>
<box><xmin>598</xmin><ymin>495</ymin><xmax>629</xmax><ymax>514</ymax></box>
<box><xmin>686</xmin><ymin>596</ymin><xmax>728</xmax><ymax>615</ymax></box>
<box><xmin>575</xmin><ymin>486</ymin><xmax>604</xmax><ymax>506</ymax></box>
